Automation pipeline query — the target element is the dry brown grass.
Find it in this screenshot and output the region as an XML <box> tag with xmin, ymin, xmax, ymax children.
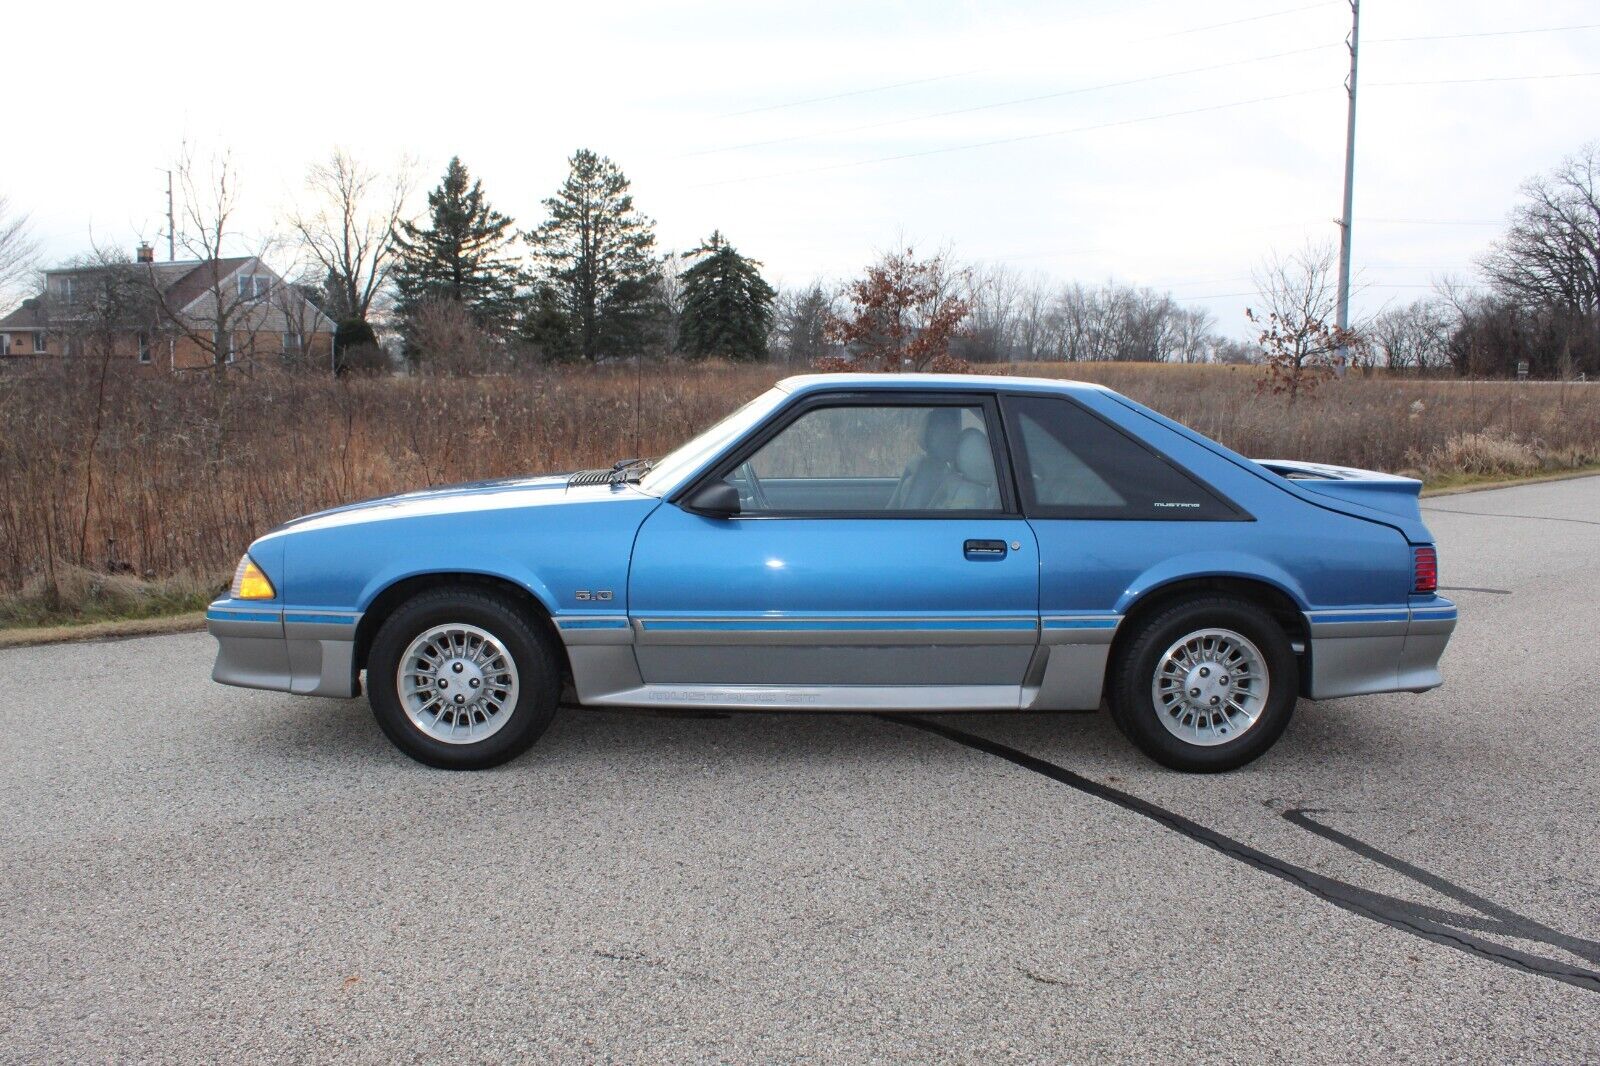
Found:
<box><xmin>2</xmin><ymin>359</ymin><xmax>1597</xmax><ymax>604</ymax></box>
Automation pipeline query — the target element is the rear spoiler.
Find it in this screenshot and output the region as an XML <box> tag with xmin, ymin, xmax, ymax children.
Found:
<box><xmin>1252</xmin><ymin>459</ymin><xmax>1425</xmax><ymax>524</ymax></box>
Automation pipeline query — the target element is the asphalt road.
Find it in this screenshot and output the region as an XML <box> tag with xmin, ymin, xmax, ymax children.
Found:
<box><xmin>3</xmin><ymin>477</ymin><xmax>1598</xmax><ymax>1063</ymax></box>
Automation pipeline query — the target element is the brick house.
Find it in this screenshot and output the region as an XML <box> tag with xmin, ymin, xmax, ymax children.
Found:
<box><xmin>0</xmin><ymin>244</ymin><xmax>336</xmax><ymax>371</ymax></box>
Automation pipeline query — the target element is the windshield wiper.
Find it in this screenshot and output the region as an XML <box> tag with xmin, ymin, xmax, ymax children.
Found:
<box><xmin>608</xmin><ymin>457</ymin><xmax>655</xmax><ymax>484</ymax></box>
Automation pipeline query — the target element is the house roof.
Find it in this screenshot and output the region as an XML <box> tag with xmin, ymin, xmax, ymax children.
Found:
<box><xmin>0</xmin><ymin>299</ymin><xmax>45</xmax><ymax>329</ymax></box>
<box><xmin>163</xmin><ymin>257</ymin><xmax>255</xmax><ymax>311</ymax></box>
<box><xmin>1</xmin><ymin>255</ymin><xmax>335</xmax><ymax>334</ymax></box>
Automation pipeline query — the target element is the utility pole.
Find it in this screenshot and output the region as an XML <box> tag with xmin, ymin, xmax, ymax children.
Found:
<box><xmin>165</xmin><ymin>170</ymin><xmax>176</xmax><ymax>261</ymax></box>
<box><xmin>1335</xmin><ymin>0</ymin><xmax>1359</xmax><ymax>376</ymax></box>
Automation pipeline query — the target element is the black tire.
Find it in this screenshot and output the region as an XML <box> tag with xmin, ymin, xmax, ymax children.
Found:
<box><xmin>1108</xmin><ymin>596</ymin><xmax>1298</xmax><ymax>773</ymax></box>
<box><xmin>367</xmin><ymin>588</ymin><xmax>560</xmax><ymax>770</ymax></box>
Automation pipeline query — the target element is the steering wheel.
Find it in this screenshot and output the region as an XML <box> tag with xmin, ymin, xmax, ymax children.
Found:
<box><xmin>736</xmin><ymin>460</ymin><xmax>772</xmax><ymax>510</ymax></box>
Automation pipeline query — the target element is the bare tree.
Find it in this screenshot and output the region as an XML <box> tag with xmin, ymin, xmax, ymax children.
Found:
<box><xmin>0</xmin><ymin>194</ymin><xmax>40</xmax><ymax>306</ymax></box>
<box><xmin>1171</xmin><ymin>306</ymin><xmax>1217</xmax><ymax>363</ymax></box>
<box><xmin>152</xmin><ymin>145</ymin><xmax>283</xmax><ymax>376</ymax></box>
<box><xmin>1480</xmin><ymin>143</ymin><xmax>1600</xmax><ymax>317</ymax></box>
<box><xmin>1248</xmin><ymin>242</ymin><xmax>1360</xmax><ymax>402</ymax></box>
<box><xmin>773</xmin><ymin>282</ymin><xmax>837</xmax><ymax>365</ymax></box>
<box><xmin>1371</xmin><ymin>299</ymin><xmax>1454</xmax><ymax>372</ymax></box>
<box><xmin>287</xmin><ymin>149</ymin><xmax>414</xmax><ymax>325</ymax></box>
<box><xmin>961</xmin><ymin>263</ymin><xmax>1024</xmax><ymax>362</ymax></box>
<box><xmin>1477</xmin><ymin>143</ymin><xmax>1600</xmax><ymax>378</ymax></box>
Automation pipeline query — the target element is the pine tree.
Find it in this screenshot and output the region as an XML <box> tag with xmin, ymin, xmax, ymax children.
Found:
<box><xmin>392</xmin><ymin>157</ymin><xmax>522</xmax><ymax>332</ymax></box>
<box><xmin>526</xmin><ymin>149</ymin><xmax>659</xmax><ymax>360</ymax></box>
<box><xmin>677</xmin><ymin>232</ymin><xmax>776</xmax><ymax>361</ymax></box>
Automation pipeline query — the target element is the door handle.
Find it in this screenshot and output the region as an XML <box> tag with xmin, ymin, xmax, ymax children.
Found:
<box><xmin>964</xmin><ymin>539</ymin><xmax>1008</xmax><ymax>558</ymax></box>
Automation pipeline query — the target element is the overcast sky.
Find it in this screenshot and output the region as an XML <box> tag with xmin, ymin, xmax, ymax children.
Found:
<box><xmin>9</xmin><ymin>0</ymin><xmax>1600</xmax><ymax>337</ymax></box>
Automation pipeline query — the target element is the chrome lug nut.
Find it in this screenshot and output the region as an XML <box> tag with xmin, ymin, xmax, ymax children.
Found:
<box><xmin>469</xmin><ymin>678</ymin><xmax>480</xmax><ymax>689</ymax></box>
<box><xmin>453</xmin><ymin>693</ymin><xmax>466</xmax><ymax>705</ymax></box>
<box><xmin>452</xmin><ymin>662</ymin><xmax>464</xmax><ymax>673</ymax></box>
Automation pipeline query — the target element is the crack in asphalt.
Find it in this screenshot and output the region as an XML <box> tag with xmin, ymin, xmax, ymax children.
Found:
<box><xmin>1422</xmin><ymin>507</ymin><xmax>1600</xmax><ymax>527</ymax></box>
<box><xmin>886</xmin><ymin>714</ymin><xmax>1600</xmax><ymax>994</ymax></box>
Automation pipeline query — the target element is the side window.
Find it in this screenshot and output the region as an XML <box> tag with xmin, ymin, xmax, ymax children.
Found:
<box><xmin>724</xmin><ymin>402</ymin><xmax>1004</xmax><ymax>514</ymax></box>
<box><xmin>1003</xmin><ymin>395</ymin><xmax>1237</xmax><ymax>520</ymax></box>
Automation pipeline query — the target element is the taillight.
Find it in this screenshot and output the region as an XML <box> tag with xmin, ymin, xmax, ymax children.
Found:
<box><xmin>1413</xmin><ymin>547</ymin><xmax>1438</xmax><ymax>594</ymax></box>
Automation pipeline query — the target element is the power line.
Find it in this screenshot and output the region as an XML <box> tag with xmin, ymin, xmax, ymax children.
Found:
<box><xmin>682</xmin><ymin>44</ymin><xmax>1336</xmax><ymax>158</ymax></box>
<box><xmin>720</xmin><ymin>70</ymin><xmax>989</xmax><ymax>119</ymax></box>
<box><xmin>1363</xmin><ymin>217</ymin><xmax>1502</xmax><ymax>226</ymax></box>
<box><xmin>1156</xmin><ymin>0</ymin><xmax>1340</xmax><ymax>38</ymax></box>
<box><xmin>716</xmin><ymin>0</ymin><xmax>1340</xmax><ymax>119</ymax></box>
<box><xmin>1369</xmin><ymin>21</ymin><xmax>1600</xmax><ymax>44</ymax></box>
<box><xmin>689</xmin><ymin>87</ymin><xmax>1334</xmax><ymax>189</ymax></box>
<box><xmin>1370</xmin><ymin>70</ymin><xmax>1600</xmax><ymax>87</ymax></box>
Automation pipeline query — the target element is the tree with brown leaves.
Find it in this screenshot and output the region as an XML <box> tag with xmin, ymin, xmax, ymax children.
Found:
<box><xmin>825</xmin><ymin>248</ymin><xmax>970</xmax><ymax>371</ymax></box>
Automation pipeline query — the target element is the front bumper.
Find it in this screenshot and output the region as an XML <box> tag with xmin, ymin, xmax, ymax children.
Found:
<box><xmin>208</xmin><ymin>601</ymin><xmax>361</xmax><ymax>698</ymax></box>
<box><xmin>1304</xmin><ymin>598</ymin><xmax>1457</xmax><ymax>700</ymax></box>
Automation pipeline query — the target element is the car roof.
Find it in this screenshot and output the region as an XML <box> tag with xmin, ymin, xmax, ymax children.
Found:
<box><xmin>775</xmin><ymin>372</ymin><xmax>1112</xmax><ymax>397</ymax></box>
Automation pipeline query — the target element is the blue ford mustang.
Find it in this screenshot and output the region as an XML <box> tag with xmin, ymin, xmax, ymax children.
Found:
<box><xmin>209</xmin><ymin>374</ymin><xmax>1455</xmax><ymax>772</ymax></box>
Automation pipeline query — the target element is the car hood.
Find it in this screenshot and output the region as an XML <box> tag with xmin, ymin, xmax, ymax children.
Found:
<box><xmin>272</xmin><ymin>473</ymin><xmax>652</xmax><ymax>534</ymax></box>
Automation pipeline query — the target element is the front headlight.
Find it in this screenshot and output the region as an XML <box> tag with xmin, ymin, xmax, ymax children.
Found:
<box><xmin>229</xmin><ymin>554</ymin><xmax>276</xmax><ymax>600</ymax></box>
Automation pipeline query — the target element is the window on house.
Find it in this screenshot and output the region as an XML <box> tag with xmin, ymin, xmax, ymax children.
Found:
<box><xmin>34</xmin><ymin>332</ymin><xmax>47</xmax><ymax>353</ymax></box>
<box><xmin>236</xmin><ymin>274</ymin><xmax>269</xmax><ymax>300</ymax></box>
<box><xmin>282</xmin><ymin>331</ymin><xmax>302</xmax><ymax>355</ymax></box>
<box><xmin>137</xmin><ymin>332</ymin><xmax>152</xmax><ymax>364</ymax></box>
<box><xmin>62</xmin><ymin>334</ymin><xmax>74</xmax><ymax>357</ymax></box>
<box><xmin>226</xmin><ymin>335</ymin><xmax>238</xmax><ymax>363</ymax></box>
<box><xmin>1</xmin><ymin>334</ymin><xmax>10</xmax><ymax>356</ymax></box>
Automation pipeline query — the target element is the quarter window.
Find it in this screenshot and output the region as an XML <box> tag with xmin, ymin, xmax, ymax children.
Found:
<box><xmin>1003</xmin><ymin>395</ymin><xmax>1237</xmax><ymax>520</ymax></box>
<box><xmin>720</xmin><ymin>402</ymin><xmax>1005</xmax><ymax>514</ymax></box>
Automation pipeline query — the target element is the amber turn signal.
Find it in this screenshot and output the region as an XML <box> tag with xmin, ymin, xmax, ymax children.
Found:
<box><xmin>230</xmin><ymin>555</ymin><xmax>276</xmax><ymax>600</ymax></box>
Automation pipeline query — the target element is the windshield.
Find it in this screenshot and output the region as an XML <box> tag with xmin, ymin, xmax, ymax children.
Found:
<box><xmin>637</xmin><ymin>387</ymin><xmax>788</xmax><ymax>496</ymax></box>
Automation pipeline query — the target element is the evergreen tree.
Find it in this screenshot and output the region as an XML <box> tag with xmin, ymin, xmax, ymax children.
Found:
<box><xmin>677</xmin><ymin>231</ymin><xmax>776</xmax><ymax>361</ymax></box>
<box><xmin>526</xmin><ymin>149</ymin><xmax>659</xmax><ymax>360</ymax></box>
<box><xmin>392</xmin><ymin>157</ymin><xmax>521</xmax><ymax>331</ymax></box>
<box><xmin>519</xmin><ymin>282</ymin><xmax>578</xmax><ymax>362</ymax></box>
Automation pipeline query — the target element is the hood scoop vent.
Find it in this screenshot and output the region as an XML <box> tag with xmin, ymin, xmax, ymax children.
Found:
<box><xmin>566</xmin><ymin>469</ymin><xmax>614</xmax><ymax>487</ymax></box>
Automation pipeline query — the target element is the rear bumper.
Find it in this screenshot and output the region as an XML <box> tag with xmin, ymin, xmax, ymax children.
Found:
<box><xmin>207</xmin><ymin>602</ymin><xmax>361</xmax><ymax>698</ymax></box>
<box><xmin>1304</xmin><ymin>599</ymin><xmax>1457</xmax><ymax>700</ymax></box>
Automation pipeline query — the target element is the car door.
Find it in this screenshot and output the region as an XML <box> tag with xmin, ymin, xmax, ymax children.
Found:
<box><xmin>626</xmin><ymin>392</ymin><xmax>1040</xmax><ymax>707</ymax></box>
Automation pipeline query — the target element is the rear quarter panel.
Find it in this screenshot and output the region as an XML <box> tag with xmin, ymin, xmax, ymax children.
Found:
<box><xmin>1052</xmin><ymin>390</ymin><xmax>1417</xmax><ymax>615</ymax></box>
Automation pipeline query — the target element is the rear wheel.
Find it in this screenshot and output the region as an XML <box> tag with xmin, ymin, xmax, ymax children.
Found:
<box><xmin>367</xmin><ymin>589</ymin><xmax>560</xmax><ymax>769</ymax></box>
<box><xmin>1109</xmin><ymin>596</ymin><xmax>1298</xmax><ymax>772</ymax></box>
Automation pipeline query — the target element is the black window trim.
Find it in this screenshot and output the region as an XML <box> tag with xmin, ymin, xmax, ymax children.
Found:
<box><xmin>997</xmin><ymin>391</ymin><xmax>1253</xmax><ymax>523</ymax></box>
<box><xmin>672</xmin><ymin>389</ymin><xmax>1024</xmax><ymax>520</ymax></box>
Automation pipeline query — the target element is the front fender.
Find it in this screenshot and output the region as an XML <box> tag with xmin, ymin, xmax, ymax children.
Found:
<box><xmin>355</xmin><ymin>555</ymin><xmax>561</xmax><ymax>617</ymax></box>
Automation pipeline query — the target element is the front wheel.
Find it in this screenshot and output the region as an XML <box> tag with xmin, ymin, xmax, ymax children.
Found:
<box><xmin>367</xmin><ymin>589</ymin><xmax>560</xmax><ymax>769</ymax></box>
<box><xmin>1108</xmin><ymin>596</ymin><xmax>1298</xmax><ymax>772</ymax></box>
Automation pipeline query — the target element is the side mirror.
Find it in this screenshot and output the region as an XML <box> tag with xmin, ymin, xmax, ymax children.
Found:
<box><xmin>685</xmin><ymin>480</ymin><xmax>741</xmax><ymax>518</ymax></box>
